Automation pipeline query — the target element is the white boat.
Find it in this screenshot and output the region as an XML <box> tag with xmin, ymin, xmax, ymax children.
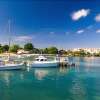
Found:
<box><xmin>0</xmin><ymin>20</ymin><xmax>25</xmax><ymax>71</ymax></box>
<box><xmin>0</xmin><ymin>59</ymin><xmax>24</xmax><ymax>71</ymax></box>
<box><xmin>0</xmin><ymin>63</ymin><xmax>24</xmax><ymax>71</ymax></box>
<box><xmin>31</xmin><ymin>55</ymin><xmax>59</xmax><ymax>68</ymax></box>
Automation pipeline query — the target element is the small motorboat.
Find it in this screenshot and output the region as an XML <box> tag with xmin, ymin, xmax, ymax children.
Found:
<box><xmin>31</xmin><ymin>55</ymin><xmax>59</xmax><ymax>68</ymax></box>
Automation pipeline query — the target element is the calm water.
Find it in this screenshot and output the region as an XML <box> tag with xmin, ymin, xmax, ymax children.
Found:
<box><xmin>0</xmin><ymin>57</ymin><xmax>100</xmax><ymax>100</ymax></box>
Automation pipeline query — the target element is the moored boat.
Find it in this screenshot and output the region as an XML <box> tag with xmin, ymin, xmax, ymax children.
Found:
<box><xmin>31</xmin><ymin>55</ymin><xmax>59</xmax><ymax>68</ymax></box>
<box><xmin>0</xmin><ymin>20</ymin><xmax>25</xmax><ymax>71</ymax></box>
<box><xmin>0</xmin><ymin>59</ymin><xmax>24</xmax><ymax>71</ymax></box>
<box><xmin>0</xmin><ymin>63</ymin><xmax>24</xmax><ymax>71</ymax></box>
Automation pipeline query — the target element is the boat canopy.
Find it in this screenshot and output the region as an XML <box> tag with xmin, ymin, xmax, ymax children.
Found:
<box><xmin>35</xmin><ymin>56</ymin><xmax>47</xmax><ymax>61</ymax></box>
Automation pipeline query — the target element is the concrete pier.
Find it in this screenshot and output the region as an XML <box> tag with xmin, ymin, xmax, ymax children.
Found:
<box><xmin>59</xmin><ymin>57</ymin><xmax>75</xmax><ymax>67</ymax></box>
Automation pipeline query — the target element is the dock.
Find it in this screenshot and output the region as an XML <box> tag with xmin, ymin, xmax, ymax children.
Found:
<box><xmin>59</xmin><ymin>57</ymin><xmax>75</xmax><ymax>67</ymax></box>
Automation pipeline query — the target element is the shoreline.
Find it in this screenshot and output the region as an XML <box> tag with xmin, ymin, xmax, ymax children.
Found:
<box><xmin>0</xmin><ymin>53</ymin><xmax>100</xmax><ymax>57</ymax></box>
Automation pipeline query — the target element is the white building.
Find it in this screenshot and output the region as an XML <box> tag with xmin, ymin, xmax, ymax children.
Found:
<box><xmin>67</xmin><ymin>48</ymin><xmax>100</xmax><ymax>54</ymax></box>
<box><xmin>17</xmin><ymin>49</ymin><xmax>29</xmax><ymax>54</ymax></box>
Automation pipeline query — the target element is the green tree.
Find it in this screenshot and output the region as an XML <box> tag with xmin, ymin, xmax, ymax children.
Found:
<box><xmin>47</xmin><ymin>47</ymin><xmax>58</xmax><ymax>54</ymax></box>
<box><xmin>0</xmin><ymin>47</ymin><xmax>3</xmax><ymax>53</ymax></box>
<box><xmin>72</xmin><ymin>49</ymin><xmax>86</xmax><ymax>57</ymax></box>
<box><xmin>58</xmin><ymin>50</ymin><xmax>67</xmax><ymax>55</ymax></box>
<box><xmin>10</xmin><ymin>44</ymin><xmax>20</xmax><ymax>53</ymax></box>
<box><xmin>43</xmin><ymin>48</ymin><xmax>48</xmax><ymax>54</ymax></box>
<box><xmin>86</xmin><ymin>52</ymin><xmax>91</xmax><ymax>57</ymax></box>
<box><xmin>79</xmin><ymin>49</ymin><xmax>86</xmax><ymax>57</ymax></box>
<box><xmin>24</xmin><ymin>43</ymin><xmax>34</xmax><ymax>51</ymax></box>
<box><xmin>2</xmin><ymin>45</ymin><xmax>9</xmax><ymax>52</ymax></box>
<box><xmin>66</xmin><ymin>50</ymin><xmax>73</xmax><ymax>56</ymax></box>
<box><xmin>0</xmin><ymin>44</ymin><xmax>2</xmax><ymax>48</ymax></box>
<box><xmin>0</xmin><ymin>44</ymin><xmax>3</xmax><ymax>53</ymax></box>
<box><xmin>32</xmin><ymin>48</ymin><xmax>40</xmax><ymax>54</ymax></box>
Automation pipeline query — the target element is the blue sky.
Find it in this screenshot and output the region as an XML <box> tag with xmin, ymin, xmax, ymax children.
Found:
<box><xmin>0</xmin><ymin>0</ymin><xmax>100</xmax><ymax>49</ymax></box>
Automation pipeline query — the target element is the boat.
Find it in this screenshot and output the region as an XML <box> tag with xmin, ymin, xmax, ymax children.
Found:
<box><xmin>0</xmin><ymin>63</ymin><xmax>24</xmax><ymax>70</ymax></box>
<box><xmin>59</xmin><ymin>57</ymin><xmax>69</xmax><ymax>63</ymax></box>
<box><xmin>31</xmin><ymin>55</ymin><xmax>59</xmax><ymax>68</ymax></box>
<box><xmin>0</xmin><ymin>20</ymin><xmax>24</xmax><ymax>71</ymax></box>
<box><xmin>0</xmin><ymin>58</ymin><xmax>24</xmax><ymax>70</ymax></box>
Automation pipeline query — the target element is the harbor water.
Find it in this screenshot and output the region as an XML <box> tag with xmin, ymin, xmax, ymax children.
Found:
<box><xmin>0</xmin><ymin>57</ymin><xmax>100</xmax><ymax>100</ymax></box>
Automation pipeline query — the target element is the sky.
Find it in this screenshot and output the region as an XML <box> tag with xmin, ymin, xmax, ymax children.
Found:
<box><xmin>0</xmin><ymin>0</ymin><xmax>100</xmax><ymax>49</ymax></box>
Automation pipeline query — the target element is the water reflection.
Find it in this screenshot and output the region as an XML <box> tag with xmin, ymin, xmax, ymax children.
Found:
<box><xmin>59</xmin><ymin>67</ymin><xmax>68</xmax><ymax>74</ymax></box>
<box><xmin>72</xmin><ymin>57</ymin><xmax>100</xmax><ymax>67</ymax></box>
<box><xmin>70</xmin><ymin>77</ymin><xmax>87</xmax><ymax>100</ymax></box>
<box><xmin>0</xmin><ymin>72</ymin><xmax>13</xmax><ymax>87</ymax></box>
<box><xmin>0</xmin><ymin>71</ymin><xmax>25</xmax><ymax>87</ymax></box>
<box><xmin>33</xmin><ymin>67</ymin><xmax>78</xmax><ymax>81</ymax></box>
<box><xmin>0</xmin><ymin>57</ymin><xmax>100</xmax><ymax>100</ymax></box>
<box><xmin>20</xmin><ymin>73</ymin><xmax>24</xmax><ymax>80</ymax></box>
<box><xmin>34</xmin><ymin>69</ymin><xmax>49</xmax><ymax>80</ymax></box>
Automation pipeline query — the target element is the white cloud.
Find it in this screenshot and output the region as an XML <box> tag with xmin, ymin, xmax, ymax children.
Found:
<box><xmin>50</xmin><ymin>32</ymin><xmax>55</xmax><ymax>35</ymax></box>
<box><xmin>15</xmin><ymin>36</ymin><xmax>33</xmax><ymax>42</ymax></box>
<box><xmin>96</xmin><ymin>29</ymin><xmax>100</xmax><ymax>33</ymax></box>
<box><xmin>71</xmin><ymin>9</ymin><xmax>90</xmax><ymax>21</ymax></box>
<box><xmin>76</xmin><ymin>29</ymin><xmax>84</xmax><ymax>34</ymax></box>
<box><xmin>95</xmin><ymin>14</ymin><xmax>100</xmax><ymax>22</ymax></box>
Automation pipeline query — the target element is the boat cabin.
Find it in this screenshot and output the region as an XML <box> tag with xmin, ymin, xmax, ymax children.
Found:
<box><xmin>35</xmin><ymin>56</ymin><xmax>47</xmax><ymax>61</ymax></box>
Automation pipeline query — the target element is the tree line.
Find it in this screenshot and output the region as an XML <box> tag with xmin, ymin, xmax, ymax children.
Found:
<box><xmin>0</xmin><ymin>43</ymin><xmax>100</xmax><ymax>56</ymax></box>
<box><xmin>0</xmin><ymin>43</ymin><xmax>58</xmax><ymax>54</ymax></box>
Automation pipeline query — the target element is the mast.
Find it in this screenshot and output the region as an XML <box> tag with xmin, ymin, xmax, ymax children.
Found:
<box><xmin>8</xmin><ymin>20</ymin><xmax>11</xmax><ymax>59</ymax></box>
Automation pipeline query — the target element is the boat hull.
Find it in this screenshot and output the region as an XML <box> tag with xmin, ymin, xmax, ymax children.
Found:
<box><xmin>31</xmin><ymin>62</ymin><xmax>59</xmax><ymax>68</ymax></box>
<box><xmin>0</xmin><ymin>64</ymin><xmax>24</xmax><ymax>71</ymax></box>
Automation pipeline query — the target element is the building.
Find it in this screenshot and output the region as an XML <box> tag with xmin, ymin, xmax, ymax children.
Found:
<box><xmin>67</xmin><ymin>48</ymin><xmax>100</xmax><ymax>54</ymax></box>
<box><xmin>17</xmin><ymin>49</ymin><xmax>30</xmax><ymax>54</ymax></box>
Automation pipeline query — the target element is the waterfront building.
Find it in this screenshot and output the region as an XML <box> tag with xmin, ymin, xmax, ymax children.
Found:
<box><xmin>66</xmin><ymin>48</ymin><xmax>100</xmax><ymax>54</ymax></box>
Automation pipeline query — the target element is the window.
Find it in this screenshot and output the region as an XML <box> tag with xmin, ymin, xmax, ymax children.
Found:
<box><xmin>36</xmin><ymin>59</ymin><xmax>39</xmax><ymax>61</ymax></box>
<box><xmin>40</xmin><ymin>59</ymin><xmax>44</xmax><ymax>61</ymax></box>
